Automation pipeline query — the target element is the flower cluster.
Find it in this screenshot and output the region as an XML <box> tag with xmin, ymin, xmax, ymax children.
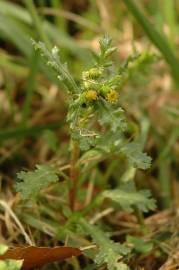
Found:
<box><xmin>81</xmin><ymin>66</ymin><xmax>119</xmax><ymax>105</ymax></box>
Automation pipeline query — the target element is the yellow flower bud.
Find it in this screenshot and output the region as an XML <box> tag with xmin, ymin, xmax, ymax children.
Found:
<box><xmin>85</xmin><ymin>90</ymin><xmax>98</xmax><ymax>101</ymax></box>
<box><xmin>106</xmin><ymin>89</ymin><xmax>119</xmax><ymax>104</ymax></box>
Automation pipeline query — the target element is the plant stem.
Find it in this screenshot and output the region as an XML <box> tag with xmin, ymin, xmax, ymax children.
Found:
<box><xmin>134</xmin><ymin>206</ymin><xmax>147</xmax><ymax>233</ymax></box>
<box><xmin>69</xmin><ymin>140</ymin><xmax>80</xmax><ymax>211</ymax></box>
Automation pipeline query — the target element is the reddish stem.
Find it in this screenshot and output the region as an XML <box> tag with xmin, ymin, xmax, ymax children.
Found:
<box><xmin>69</xmin><ymin>140</ymin><xmax>80</xmax><ymax>210</ymax></box>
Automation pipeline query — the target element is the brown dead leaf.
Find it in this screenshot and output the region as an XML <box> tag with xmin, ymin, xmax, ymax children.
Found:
<box><xmin>0</xmin><ymin>246</ymin><xmax>81</xmax><ymax>269</ymax></box>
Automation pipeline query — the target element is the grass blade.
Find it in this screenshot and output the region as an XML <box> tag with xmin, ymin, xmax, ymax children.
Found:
<box><xmin>162</xmin><ymin>0</ymin><xmax>177</xmax><ymax>49</ymax></box>
<box><xmin>24</xmin><ymin>0</ymin><xmax>51</xmax><ymax>49</ymax></box>
<box><xmin>123</xmin><ymin>0</ymin><xmax>179</xmax><ymax>85</ymax></box>
<box><xmin>21</xmin><ymin>50</ymin><xmax>40</xmax><ymax>126</ymax></box>
<box><xmin>0</xmin><ymin>122</ymin><xmax>64</xmax><ymax>142</ymax></box>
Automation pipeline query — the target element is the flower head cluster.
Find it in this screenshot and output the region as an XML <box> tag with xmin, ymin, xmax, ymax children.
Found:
<box><xmin>81</xmin><ymin>66</ymin><xmax>119</xmax><ymax>105</ymax></box>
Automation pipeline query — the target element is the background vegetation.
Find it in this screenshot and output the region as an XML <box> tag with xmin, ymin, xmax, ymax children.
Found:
<box><xmin>0</xmin><ymin>0</ymin><xmax>179</xmax><ymax>269</ymax></box>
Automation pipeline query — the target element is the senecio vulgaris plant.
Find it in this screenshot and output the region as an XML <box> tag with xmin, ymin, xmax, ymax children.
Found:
<box><xmin>16</xmin><ymin>35</ymin><xmax>156</xmax><ymax>270</ymax></box>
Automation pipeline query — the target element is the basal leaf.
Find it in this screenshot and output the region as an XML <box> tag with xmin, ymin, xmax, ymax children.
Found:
<box><xmin>80</xmin><ymin>219</ymin><xmax>130</xmax><ymax>270</ymax></box>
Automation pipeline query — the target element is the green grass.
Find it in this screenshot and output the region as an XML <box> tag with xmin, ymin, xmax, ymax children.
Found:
<box><xmin>123</xmin><ymin>0</ymin><xmax>179</xmax><ymax>85</ymax></box>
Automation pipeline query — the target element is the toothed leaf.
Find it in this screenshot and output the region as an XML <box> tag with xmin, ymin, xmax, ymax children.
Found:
<box><xmin>16</xmin><ymin>164</ymin><xmax>59</xmax><ymax>200</ymax></box>
<box><xmin>80</xmin><ymin>220</ymin><xmax>131</xmax><ymax>270</ymax></box>
<box><xmin>103</xmin><ymin>188</ymin><xmax>156</xmax><ymax>212</ymax></box>
<box><xmin>121</xmin><ymin>143</ymin><xmax>152</xmax><ymax>169</ymax></box>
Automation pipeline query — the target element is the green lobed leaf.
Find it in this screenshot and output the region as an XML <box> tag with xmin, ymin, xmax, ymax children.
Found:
<box><xmin>32</xmin><ymin>40</ymin><xmax>79</xmax><ymax>94</ymax></box>
<box><xmin>80</xmin><ymin>219</ymin><xmax>131</xmax><ymax>270</ymax></box>
<box><xmin>71</xmin><ymin>128</ymin><xmax>99</xmax><ymax>151</ymax></box>
<box><xmin>16</xmin><ymin>164</ymin><xmax>59</xmax><ymax>200</ymax></box>
<box><xmin>102</xmin><ymin>188</ymin><xmax>156</xmax><ymax>212</ymax></box>
<box><xmin>121</xmin><ymin>143</ymin><xmax>152</xmax><ymax>169</ymax></box>
<box><xmin>97</xmin><ymin>100</ymin><xmax>126</xmax><ymax>133</ymax></box>
<box><xmin>98</xmin><ymin>34</ymin><xmax>117</xmax><ymax>65</ymax></box>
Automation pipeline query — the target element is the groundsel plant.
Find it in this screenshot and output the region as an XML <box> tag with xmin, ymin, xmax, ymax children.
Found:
<box><xmin>32</xmin><ymin>35</ymin><xmax>152</xmax><ymax>163</ymax></box>
<box><xmin>15</xmin><ymin>35</ymin><xmax>156</xmax><ymax>270</ymax></box>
